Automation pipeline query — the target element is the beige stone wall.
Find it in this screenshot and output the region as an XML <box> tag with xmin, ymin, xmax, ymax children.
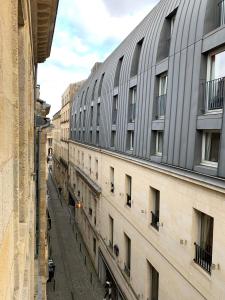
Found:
<box><xmin>0</xmin><ymin>0</ymin><xmax>57</xmax><ymax>298</ymax></box>
<box><xmin>68</xmin><ymin>141</ymin><xmax>225</xmax><ymax>300</ymax></box>
<box><xmin>0</xmin><ymin>1</ymin><xmax>36</xmax><ymax>299</ymax></box>
<box><xmin>37</xmin><ymin>129</ymin><xmax>48</xmax><ymax>300</ymax></box>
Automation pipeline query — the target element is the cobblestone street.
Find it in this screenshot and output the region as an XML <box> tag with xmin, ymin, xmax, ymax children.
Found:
<box><xmin>47</xmin><ymin>173</ymin><xmax>104</xmax><ymax>300</ymax></box>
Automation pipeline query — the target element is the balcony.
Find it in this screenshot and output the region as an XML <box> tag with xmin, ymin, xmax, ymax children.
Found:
<box><xmin>128</xmin><ymin>103</ymin><xmax>136</xmax><ymax>123</ymax></box>
<box><xmin>126</xmin><ymin>194</ymin><xmax>131</xmax><ymax>207</ymax></box>
<box><xmin>124</xmin><ymin>263</ymin><xmax>130</xmax><ymax>278</ymax></box>
<box><xmin>151</xmin><ymin>211</ymin><xmax>159</xmax><ymax>230</ymax></box>
<box><xmin>110</xmin><ymin>182</ymin><xmax>114</xmax><ymax>193</ymax></box>
<box><xmin>112</xmin><ymin>109</ymin><xmax>117</xmax><ymax>125</ymax></box>
<box><xmin>156</xmin><ymin>94</ymin><xmax>166</xmax><ymax>118</ymax></box>
<box><xmin>194</xmin><ymin>242</ymin><xmax>212</xmax><ymax>273</ymax></box>
<box><xmin>109</xmin><ymin>240</ymin><xmax>113</xmax><ymax>250</ymax></box>
<box><xmin>202</xmin><ymin>77</ymin><xmax>224</xmax><ymax>112</ymax></box>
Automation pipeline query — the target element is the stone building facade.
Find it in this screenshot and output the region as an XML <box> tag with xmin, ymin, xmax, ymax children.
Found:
<box><xmin>68</xmin><ymin>0</ymin><xmax>225</xmax><ymax>299</ymax></box>
<box><xmin>52</xmin><ymin>82</ymin><xmax>84</xmax><ymax>202</ymax></box>
<box><xmin>0</xmin><ymin>1</ymin><xmax>58</xmax><ymax>299</ymax></box>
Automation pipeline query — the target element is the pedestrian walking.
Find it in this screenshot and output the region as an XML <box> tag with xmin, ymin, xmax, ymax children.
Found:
<box><xmin>103</xmin><ymin>281</ymin><xmax>112</xmax><ymax>300</ymax></box>
<box><xmin>47</xmin><ymin>259</ymin><xmax>55</xmax><ymax>283</ymax></box>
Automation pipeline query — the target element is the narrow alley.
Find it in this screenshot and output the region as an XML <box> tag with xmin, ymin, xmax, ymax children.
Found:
<box><xmin>47</xmin><ymin>173</ymin><xmax>104</xmax><ymax>300</ymax></box>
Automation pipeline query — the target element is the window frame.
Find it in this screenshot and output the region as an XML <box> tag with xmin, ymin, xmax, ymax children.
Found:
<box><xmin>201</xmin><ymin>130</ymin><xmax>220</xmax><ymax>168</ymax></box>
<box><xmin>155</xmin><ymin>131</ymin><xmax>163</xmax><ymax>156</ymax></box>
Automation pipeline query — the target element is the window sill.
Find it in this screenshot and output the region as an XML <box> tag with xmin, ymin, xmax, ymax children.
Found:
<box><xmin>194</xmin><ymin>164</ymin><xmax>217</xmax><ymax>177</ymax></box>
<box><xmin>150</xmin><ymin>155</ymin><xmax>162</xmax><ymax>163</ymax></box>
<box><xmin>201</xmin><ymin>161</ymin><xmax>218</xmax><ymax>168</ymax></box>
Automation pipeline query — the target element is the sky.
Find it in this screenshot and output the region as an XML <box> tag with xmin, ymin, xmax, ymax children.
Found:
<box><xmin>38</xmin><ymin>0</ymin><xmax>159</xmax><ymax>118</ymax></box>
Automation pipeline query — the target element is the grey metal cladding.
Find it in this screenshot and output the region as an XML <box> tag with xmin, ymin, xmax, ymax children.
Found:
<box><xmin>71</xmin><ymin>0</ymin><xmax>225</xmax><ymax>179</ymax></box>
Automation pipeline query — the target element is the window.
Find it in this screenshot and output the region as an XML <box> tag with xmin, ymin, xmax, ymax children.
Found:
<box><xmin>128</xmin><ymin>86</ymin><xmax>136</xmax><ymax>123</ymax></box>
<box><xmin>98</xmin><ymin>73</ymin><xmax>105</xmax><ymax>97</ymax></box>
<box><xmin>157</xmin><ymin>9</ymin><xmax>177</xmax><ymax>62</ymax></box>
<box><xmin>93</xmin><ymin>237</ymin><xmax>96</xmax><ymax>254</ymax></box>
<box><xmin>89</xmin><ymin>130</ymin><xmax>93</xmax><ymax>143</ymax></box>
<box><xmin>78</xmin><ymin>150</ymin><xmax>80</xmax><ymax>164</ymax></box>
<box><xmin>155</xmin><ymin>131</ymin><xmax>163</xmax><ymax>156</ymax></box>
<box><xmin>150</xmin><ymin>187</ymin><xmax>160</xmax><ymax>231</ymax></box>
<box><xmin>159</xmin><ymin>73</ymin><xmax>168</xmax><ymax>96</ymax></box>
<box><xmin>111</xmin><ymin>131</ymin><xmax>116</xmax><ymax>147</ymax></box>
<box><xmin>80</xmin><ymin>90</ymin><xmax>85</xmax><ymax>106</ymax></box>
<box><xmin>109</xmin><ymin>216</ymin><xmax>114</xmax><ymax>249</ymax></box>
<box><xmin>127</xmin><ymin>130</ymin><xmax>134</xmax><ymax>151</ymax></box>
<box><xmin>83</xmin><ymin>110</ymin><xmax>86</xmax><ymax>127</ymax></box>
<box><xmin>89</xmin><ymin>155</ymin><xmax>91</xmax><ymax>175</ymax></box>
<box><xmin>110</xmin><ymin>167</ymin><xmax>114</xmax><ymax>193</ymax></box>
<box><xmin>147</xmin><ymin>262</ymin><xmax>159</xmax><ymax>300</ymax></box>
<box><xmin>130</xmin><ymin>38</ymin><xmax>144</xmax><ymax>77</ymax></box>
<box><xmin>90</xmin><ymin>106</ymin><xmax>94</xmax><ymax>126</ymax></box>
<box><xmin>82</xmin><ymin>152</ymin><xmax>84</xmax><ymax>168</ymax></box>
<box><xmin>194</xmin><ymin>210</ymin><xmax>213</xmax><ymax>273</ymax></box>
<box><xmin>219</xmin><ymin>0</ymin><xmax>225</xmax><ymax>26</ymax></box>
<box><xmin>74</xmin><ymin>113</ymin><xmax>77</xmax><ymax>128</ymax></box>
<box><xmin>156</xmin><ymin>73</ymin><xmax>167</xmax><ymax>118</ymax></box>
<box><xmin>124</xmin><ymin>234</ymin><xmax>131</xmax><ymax>277</ymax></box>
<box><xmin>205</xmin><ymin>50</ymin><xmax>225</xmax><ymax>111</ymax></box>
<box><xmin>92</xmin><ymin>80</ymin><xmax>97</xmax><ymax>101</ymax></box>
<box><xmin>170</xmin><ymin>14</ymin><xmax>176</xmax><ymax>36</ymax></box>
<box><xmin>112</xmin><ymin>95</ymin><xmax>118</xmax><ymax>125</ymax></box>
<box><xmin>114</xmin><ymin>56</ymin><xmax>124</xmax><ymax>87</ymax></box>
<box><xmin>125</xmin><ymin>175</ymin><xmax>132</xmax><ymax>207</ymax></box>
<box><xmin>96</xmin><ymin>103</ymin><xmax>100</xmax><ymax>126</ymax></box>
<box><xmin>95</xmin><ymin>159</ymin><xmax>98</xmax><ymax>180</ymax></box>
<box><xmin>96</xmin><ymin>130</ymin><xmax>99</xmax><ymax>145</ymax></box>
<box><xmin>79</xmin><ymin>111</ymin><xmax>82</xmax><ymax>128</ymax></box>
<box><xmin>201</xmin><ymin>131</ymin><xmax>220</xmax><ymax>167</ymax></box>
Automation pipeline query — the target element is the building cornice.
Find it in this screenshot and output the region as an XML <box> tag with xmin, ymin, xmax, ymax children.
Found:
<box><xmin>68</xmin><ymin>140</ymin><xmax>225</xmax><ymax>194</ymax></box>
<box><xmin>32</xmin><ymin>0</ymin><xmax>59</xmax><ymax>63</ymax></box>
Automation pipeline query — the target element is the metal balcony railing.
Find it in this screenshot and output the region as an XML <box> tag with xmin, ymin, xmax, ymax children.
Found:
<box><xmin>112</xmin><ymin>109</ymin><xmax>117</xmax><ymax>125</ymax></box>
<box><xmin>219</xmin><ymin>0</ymin><xmax>225</xmax><ymax>26</ymax></box>
<box><xmin>194</xmin><ymin>242</ymin><xmax>212</xmax><ymax>273</ymax></box>
<box><xmin>111</xmin><ymin>182</ymin><xmax>114</xmax><ymax>193</ymax></box>
<box><xmin>151</xmin><ymin>211</ymin><xmax>159</xmax><ymax>230</ymax></box>
<box><xmin>156</xmin><ymin>94</ymin><xmax>166</xmax><ymax>118</ymax></box>
<box><xmin>126</xmin><ymin>194</ymin><xmax>131</xmax><ymax>207</ymax></box>
<box><xmin>202</xmin><ymin>77</ymin><xmax>224</xmax><ymax>111</ymax></box>
<box><xmin>124</xmin><ymin>263</ymin><xmax>130</xmax><ymax>277</ymax></box>
<box><xmin>109</xmin><ymin>240</ymin><xmax>113</xmax><ymax>250</ymax></box>
<box><xmin>128</xmin><ymin>103</ymin><xmax>136</xmax><ymax>123</ymax></box>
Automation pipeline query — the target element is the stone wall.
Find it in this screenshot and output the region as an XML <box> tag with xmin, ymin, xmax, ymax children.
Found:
<box><xmin>68</xmin><ymin>141</ymin><xmax>225</xmax><ymax>300</ymax></box>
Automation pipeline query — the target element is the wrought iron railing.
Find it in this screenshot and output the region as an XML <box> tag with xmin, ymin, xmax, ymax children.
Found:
<box><xmin>111</xmin><ymin>182</ymin><xmax>114</xmax><ymax>193</ymax></box>
<box><xmin>126</xmin><ymin>194</ymin><xmax>131</xmax><ymax>207</ymax></box>
<box><xmin>112</xmin><ymin>109</ymin><xmax>117</xmax><ymax>125</ymax></box>
<box><xmin>128</xmin><ymin>103</ymin><xmax>136</xmax><ymax>123</ymax></box>
<box><xmin>156</xmin><ymin>94</ymin><xmax>166</xmax><ymax>118</ymax></box>
<box><xmin>109</xmin><ymin>240</ymin><xmax>113</xmax><ymax>250</ymax></box>
<box><xmin>151</xmin><ymin>211</ymin><xmax>159</xmax><ymax>230</ymax></box>
<box><xmin>124</xmin><ymin>263</ymin><xmax>130</xmax><ymax>277</ymax></box>
<box><xmin>202</xmin><ymin>77</ymin><xmax>224</xmax><ymax>111</ymax></box>
<box><xmin>219</xmin><ymin>0</ymin><xmax>225</xmax><ymax>26</ymax></box>
<box><xmin>194</xmin><ymin>242</ymin><xmax>212</xmax><ymax>273</ymax></box>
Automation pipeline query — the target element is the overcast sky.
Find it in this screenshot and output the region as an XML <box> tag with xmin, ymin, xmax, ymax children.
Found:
<box><xmin>38</xmin><ymin>0</ymin><xmax>159</xmax><ymax>118</ymax></box>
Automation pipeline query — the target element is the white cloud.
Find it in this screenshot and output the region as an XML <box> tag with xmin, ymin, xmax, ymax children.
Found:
<box><xmin>38</xmin><ymin>0</ymin><xmax>159</xmax><ymax>117</ymax></box>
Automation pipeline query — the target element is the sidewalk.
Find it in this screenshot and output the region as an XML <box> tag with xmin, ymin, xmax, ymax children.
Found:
<box><xmin>47</xmin><ymin>173</ymin><xmax>104</xmax><ymax>300</ymax></box>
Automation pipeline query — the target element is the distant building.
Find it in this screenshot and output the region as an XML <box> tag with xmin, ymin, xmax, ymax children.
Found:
<box><xmin>52</xmin><ymin>82</ymin><xmax>84</xmax><ymax>202</ymax></box>
<box><xmin>0</xmin><ymin>1</ymin><xmax>58</xmax><ymax>299</ymax></box>
<box><xmin>68</xmin><ymin>0</ymin><xmax>225</xmax><ymax>299</ymax></box>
